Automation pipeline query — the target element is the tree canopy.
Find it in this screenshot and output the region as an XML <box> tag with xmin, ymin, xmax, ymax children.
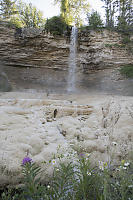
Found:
<box><xmin>0</xmin><ymin>0</ymin><xmax>17</xmax><ymax>18</ymax></box>
<box><xmin>0</xmin><ymin>0</ymin><xmax>45</xmax><ymax>28</ymax></box>
<box><xmin>54</xmin><ymin>0</ymin><xmax>90</xmax><ymax>26</ymax></box>
<box><xmin>16</xmin><ymin>0</ymin><xmax>45</xmax><ymax>28</ymax></box>
<box><xmin>101</xmin><ymin>0</ymin><xmax>133</xmax><ymax>31</ymax></box>
<box><xmin>45</xmin><ymin>16</ymin><xmax>67</xmax><ymax>35</ymax></box>
<box><xmin>87</xmin><ymin>11</ymin><xmax>103</xmax><ymax>29</ymax></box>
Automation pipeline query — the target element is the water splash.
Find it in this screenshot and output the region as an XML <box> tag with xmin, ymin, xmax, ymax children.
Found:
<box><xmin>67</xmin><ymin>26</ymin><xmax>78</xmax><ymax>92</ymax></box>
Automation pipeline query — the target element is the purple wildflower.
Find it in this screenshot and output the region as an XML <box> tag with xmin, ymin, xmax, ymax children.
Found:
<box><xmin>22</xmin><ymin>157</ymin><xmax>32</xmax><ymax>165</ymax></box>
<box><xmin>79</xmin><ymin>153</ymin><xmax>85</xmax><ymax>158</ymax></box>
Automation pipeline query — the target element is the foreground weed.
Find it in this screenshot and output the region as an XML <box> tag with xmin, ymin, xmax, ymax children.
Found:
<box><xmin>75</xmin><ymin>156</ymin><xmax>103</xmax><ymax>200</ymax></box>
<box><xmin>0</xmin><ymin>155</ymin><xmax>133</xmax><ymax>200</ymax></box>
<box><xmin>48</xmin><ymin>162</ymin><xmax>77</xmax><ymax>200</ymax></box>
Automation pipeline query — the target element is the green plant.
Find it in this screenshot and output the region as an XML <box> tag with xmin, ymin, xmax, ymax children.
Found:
<box><xmin>20</xmin><ymin>157</ymin><xmax>49</xmax><ymax>200</ymax></box>
<box><xmin>0</xmin><ymin>155</ymin><xmax>133</xmax><ymax>200</ymax></box>
<box><xmin>1</xmin><ymin>189</ymin><xmax>19</xmax><ymax>200</ymax></box>
<box><xmin>87</xmin><ymin>11</ymin><xmax>103</xmax><ymax>30</ymax></box>
<box><xmin>104</xmin><ymin>43</ymin><xmax>125</xmax><ymax>49</ymax></box>
<box><xmin>119</xmin><ymin>64</ymin><xmax>133</xmax><ymax>78</ymax></box>
<box><xmin>54</xmin><ymin>0</ymin><xmax>90</xmax><ymax>27</ymax></box>
<box><xmin>122</xmin><ymin>35</ymin><xmax>131</xmax><ymax>44</ymax></box>
<box><xmin>45</xmin><ymin>16</ymin><xmax>68</xmax><ymax>36</ymax></box>
<box><xmin>75</xmin><ymin>157</ymin><xmax>99</xmax><ymax>200</ymax></box>
<box><xmin>105</xmin><ymin>43</ymin><xmax>114</xmax><ymax>48</ymax></box>
<box><xmin>48</xmin><ymin>162</ymin><xmax>77</xmax><ymax>200</ymax></box>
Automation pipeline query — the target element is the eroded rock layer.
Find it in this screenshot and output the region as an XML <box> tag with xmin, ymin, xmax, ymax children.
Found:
<box><xmin>0</xmin><ymin>21</ymin><xmax>133</xmax><ymax>93</ymax></box>
<box><xmin>78</xmin><ymin>30</ymin><xmax>133</xmax><ymax>72</ymax></box>
<box><xmin>0</xmin><ymin>22</ymin><xmax>132</xmax><ymax>71</ymax></box>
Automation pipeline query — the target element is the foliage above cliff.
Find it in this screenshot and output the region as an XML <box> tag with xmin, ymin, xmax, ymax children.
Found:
<box><xmin>45</xmin><ymin>16</ymin><xmax>68</xmax><ymax>36</ymax></box>
<box><xmin>0</xmin><ymin>0</ymin><xmax>45</xmax><ymax>28</ymax></box>
<box><xmin>87</xmin><ymin>11</ymin><xmax>103</xmax><ymax>29</ymax></box>
<box><xmin>0</xmin><ymin>0</ymin><xmax>17</xmax><ymax>19</ymax></box>
<box><xmin>54</xmin><ymin>0</ymin><xmax>90</xmax><ymax>27</ymax></box>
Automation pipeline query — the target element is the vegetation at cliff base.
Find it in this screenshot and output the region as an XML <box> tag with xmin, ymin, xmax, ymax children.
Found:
<box><xmin>120</xmin><ymin>64</ymin><xmax>133</xmax><ymax>78</ymax></box>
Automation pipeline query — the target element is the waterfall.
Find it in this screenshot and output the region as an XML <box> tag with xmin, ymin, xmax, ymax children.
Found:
<box><xmin>67</xmin><ymin>26</ymin><xmax>78</xmax><ymax>92</ymax></box>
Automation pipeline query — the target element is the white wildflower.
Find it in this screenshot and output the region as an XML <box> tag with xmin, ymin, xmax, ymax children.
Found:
<box><xmin>99</xmin><ymin>165</ymin><xmax>104</xmax><ymax>171</ymax></box>
<box><xmin>116</xmin><ymin>181</ymin><xmax>120</xmax><ymax>186</ymax></box>
<box><xmin>99</xmin><ymin>161</ymin><xmax>104</xmax><ymax>171</ymax></box>
<box><xmin>116</xmin><ymin>168</ymin><xmax>120</xmax><ymax>171</ymax></box>
<box><xmin>87</xmin><ymin>171</ymin><xmax>91</xmax><ymax>176</ymax></box>
<box><xmin>52</xmin><ymin>159</ymin><xmax>56</xmax><ymax>165</ymax></box>
<box><xmin>124</xmin><ymin>162</ymin><xmax>130</xmax><ymax>167</ymax></box>
<box><xmin>47</xmin><ymin>185</ymin><xmax>50</xmax><ymax>189</ymax></box>
<box><xmin>86</xmin><ymin>153</ymin><xmax>90</xmax><ymax>157</ymax></box>
<box><xmin>123</xmin><ymin>167</ymin><xmax>127</xmax><ymax>170</ymax></box>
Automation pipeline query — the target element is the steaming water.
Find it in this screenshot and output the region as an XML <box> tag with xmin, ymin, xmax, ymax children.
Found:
<box><xmin>67</xmin><ymin>26</ymin><xmax>78</xmax><ymax>92</ymax></box>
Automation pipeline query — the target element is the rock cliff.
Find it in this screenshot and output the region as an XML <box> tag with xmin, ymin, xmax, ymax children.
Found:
<box><xmin>78</xmin><ymin>29</ymin><xmax>133</xmax><ymax>73</ymax></box>
<box><xmin>0</xmin><ymin>21</ymin><xmax>132</xmax><ymax>72</ymax></box>
<box><xmin>0</xmin><ymin>21</ymin><xmax>69</xmax><ymax>69</ymax></box>
<box><xmin>0</xmin><ymin>21</ymin><xmax>132</xmax><ymax>93</ymax></box>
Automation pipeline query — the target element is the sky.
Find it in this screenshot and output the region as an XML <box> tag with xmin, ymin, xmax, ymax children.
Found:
<box><xmin>23</xmin><ymin>0</ymin><xmax>105</xmax><ymax>21</ymax></box>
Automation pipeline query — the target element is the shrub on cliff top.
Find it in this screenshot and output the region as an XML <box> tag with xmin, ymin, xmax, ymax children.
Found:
<box><xmin>87</xmin><ymin>11</ymin><xmax>104</xmax><ymax>30</ymax></box>
<box><xmin>45</xmin><ymin>16</ymin><xmax>68</xmax><ymax>36</ymax></box>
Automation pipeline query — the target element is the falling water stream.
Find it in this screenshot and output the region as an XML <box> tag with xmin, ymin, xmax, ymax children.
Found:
<box><xmin>67</xmin><ymin>26</ymin><xmax>78</xmax><ymax>92</ymax></box>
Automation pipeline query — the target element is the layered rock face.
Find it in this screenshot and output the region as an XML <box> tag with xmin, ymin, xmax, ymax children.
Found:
<box><xmin>78</xmin><ymin>30</ymin><xmax>133</xmax><ymax>73</ymax></box>
<box><xmin>0</xmin><ymin>22</ymin><xmax>69</xmax><ymax>69</ymax></box>
<box><xmin>0</xmin><ymin>21</ymin><xmax>132</xmax><ymax>92</ymax></box>
<box><xmin>0</xmin><ymin>93</ymin><xmax>132</xmax><ymax>188</ymax></box>
<box><xmin>0</xmin><ymin>21</ymin><xmax>70</xmax><ymax>91</ymax></box>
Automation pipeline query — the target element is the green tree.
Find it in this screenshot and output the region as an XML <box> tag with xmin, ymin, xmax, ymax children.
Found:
<box><xmin>0</xmin><ymin>0</ymin><xmax>17</xmax><ymax>19</ymax></box>
<box><xmin>54</xmin><ymin>0</ymin><xmax>90</xmax><ymax>26</ymax></box>
<box><xmin>101</xmin><ymin>0</ymin><xmax>117</xmax><ymax>28</ymax></box>
<box><xmin>87</xmin><ymin>11</ymin><xmax>103</xmax><ymax>29</ymax></box>
<box><xmin>14</xmin><ymin>0</ymin><xmax>45</xmax><ymax>28</ymax></box>
<box><xmin>101</xmin><ymin>0</ymin><xmax>133</xmax><ymax>31</ymax></box>
<box><xmin>117</xmin><ymin>0</ymin><xmax>133</xmax><ymax>33</ymax></box>
<box><xmin>45</xmin><ymin>16</ymin><xmax>67</xmax><ymax>35</ymax></box>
